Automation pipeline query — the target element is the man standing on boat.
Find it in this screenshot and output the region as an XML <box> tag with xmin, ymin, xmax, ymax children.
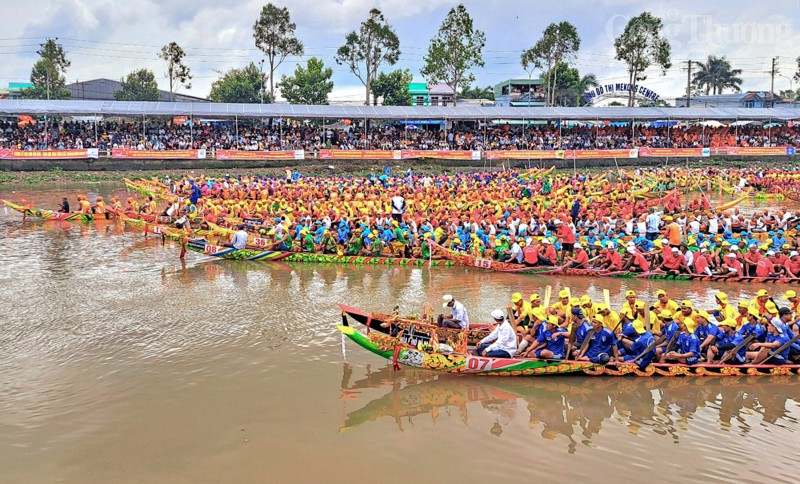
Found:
<box><xmin>438</xmin><ymin>295</ymin><xmax>469</xmax><ymax>329</ymax></box>
<box><xmin>477</xmin><ymin>310</ymin><xmax>517</xmax><ymax>358</ymax></box>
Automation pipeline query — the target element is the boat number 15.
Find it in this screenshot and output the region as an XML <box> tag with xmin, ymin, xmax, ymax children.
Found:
<box><xmin>475</xmin><ymin>258</ymin><xmax>492</xmax><ymax>269</ymax></box>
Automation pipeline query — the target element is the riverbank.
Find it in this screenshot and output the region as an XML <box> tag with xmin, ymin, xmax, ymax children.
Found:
<box><xmin>0</xmin><ymin>156</ymin><xmax>796</xmax><ymax>186</ymax></box>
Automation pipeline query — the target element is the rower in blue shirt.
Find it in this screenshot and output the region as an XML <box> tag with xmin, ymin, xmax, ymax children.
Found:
<box><xmin>521</xmin><ymin>316</ymin><xmax>567</xmax><ymax>360</ymax></box>
<box><xmin>569</xmin><ymin>308</ymin><xmax>593</xmax><ymax>359</ymax></box>
<box><xmin>747</xmin><ymin>317</ymin><xmax>791</xmax><ymax>365</ymax></box>
<box><xmin>693</xmin><ymin>310</ymin><xmax>720</xmax><ymax>360</ymax></box>
<box><xmin>576</xmin><ymin>314</ymin><xmax>619</xmax><ymax>364</ymax></box>
<box><xmin>739</xmin><ymin>310</ymin><xmax>767</xmax><ymax>343</ymax></box>
<box><xmin>665</xmin><ymin>319</ymin><xmax>700</xmax><ymax>365</ymax></box>
<box><xmin>708</xmin><ymin>319</ymin><xmax>746</xmax><ymax>364</ymax></box>
<box><xmin>619</xmin><ymin>320</ymin><xmax>656</xmax><ymax>369</ymax></box>
<box><xmin>771</xmin><ymin>231</ymin><xmax>787</xmax><ymax>250</ymax></box>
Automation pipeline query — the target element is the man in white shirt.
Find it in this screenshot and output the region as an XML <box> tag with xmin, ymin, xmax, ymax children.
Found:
<box><xmin>439</xmin><ymin>294</ymin><xmax>470</xmax><ymax>329</ymax></box>
<box><xmin>390</xmin><ymin>194</ymin><xmax>405</xmax><ymax>222</ymax></box>
<box><xmin>228</xmin><ymin>225</ymin><xmax>249</xmax><ymax>250</ymax></box>
<box><xmin>477</xmin><ymin>309</ymin><xmax>517</xmax><ymax>358</ymax></box>
<box><xmin>645</xmin><ymin>207</ymin><xmax>661</xmax><ymax>241</ymax></box>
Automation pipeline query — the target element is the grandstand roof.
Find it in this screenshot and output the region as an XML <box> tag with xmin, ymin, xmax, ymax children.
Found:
<box><xmin>0</xmin><ymin>100</ymin><xmax>798</xmax><ymax>121</ymax></box>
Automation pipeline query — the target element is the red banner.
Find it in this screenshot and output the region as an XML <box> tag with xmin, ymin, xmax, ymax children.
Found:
<box><xmin>318</xmin><ymin>149</ymin><xmax>397</xmax><ymax>160</ymax></box>
<box><xmin>566</xmin><ymin>149</ymin><xmax>638</xmax><ymax>159</ymax></box>
<box><xmin>111</xmin><ymin>149</ymin><xmax>206</xmax><ymax>159</ymax></box>
<box><xmin>401</xmin><ymin>150</ymin><xmax>479</xmax><ymax>160</ymax></box>
<box><xmin>712</xmin><ymin>146</ymin><xmax>789</xmax><ymax>156</ymax></box>
<box><xmin>639</xmin><ymin>147</ymin><xmax>705</xmax><ymax>157</ymax></box>
<box><xmin>215</xmin><ymin>150</ymin><xmax>304</xmax><ymax>160</ymax></box>
<box><xmin>0</xmin><ymin>149</ymin><xmax>98</xmax><ymax>159</ymax></box>
<box><xmin>485</xmin><ymin>150</ymin><xmax>564</xmax><ymax>160</ymax></box>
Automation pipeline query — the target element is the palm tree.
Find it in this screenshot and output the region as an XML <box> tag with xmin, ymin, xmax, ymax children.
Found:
<box><xmin>574</xmin><ymin>73</ymin><xmax>598</xmax><ymax>106</ymax></box>
<box><xmin>692</xmin><ymin>56</ymin><xmax>743</xmax><ymax>95</ymax></box>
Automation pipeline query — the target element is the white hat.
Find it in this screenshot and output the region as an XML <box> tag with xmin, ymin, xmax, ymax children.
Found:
<box><xmin>766</xmin><ymin>250</ymin><xmax>775</xmax><ymax>256</ymax></box>
<box><xmin>574</xmin><ymin>242</ymin><xmax>582</xmax><ymax>249</ymax></box>
<box><xmin>791</xmin><ymin>251</ymin><xmax>799</xmax><ymax>257</ymax></box>
<box><xmin>442</xmin><ymin>294</ymin><xmax>454</xmax><ymax>308</ymax></box>
<box><xmin>700</xmin><ymin>247</ymin><xmax>708</xmax><ymax>253</ymax></box>
<box><xmin>607</xmin><ymin>242</ymin><xmax>616</xmax><ymax>249</ymax></box>
<box><xmin>627</xmin><ymin>241</ymin><xmax>635</xmax><ymax>247</ymax></box>
<box><xmin>554</xmin><ymin>220</ymin><xmax>563</xmax><ymax>225</ymax></box>
<box><xmin>726</xmin><ymin>252</ymin><xmax>736</xmax><ymax>258</ymax></box>
<box><xmin>491</xmin><ymin>309</ymin><xmax>505</xmax><ymax>320</ymax></box>
<box><xmin>732</xmin><ymin>245</ymin><xmax>739</xmax><ymax>250</ymax></box>
<box><xmin>749</xmin><ymin>243</ymin><xmax>757</xmax><ymax>249</ymax></box>
<box><xmin>541</xmin><ymin>238</ymin><xmax>551</xmax><ymax>244</ymax></box>
<box><xmin>671</xmin><ymin>247</ymin><xmax>679</xmax><ymax>252</ymax></box>
<box><xmin>627</xmin><ymin>247</ymin><xmax>636</xmax><ymax>254</ymax></box>
<box><xmin>661</xmin><ymin>239</ymin><xmax>669</xmax><ymax>244</ymax></box>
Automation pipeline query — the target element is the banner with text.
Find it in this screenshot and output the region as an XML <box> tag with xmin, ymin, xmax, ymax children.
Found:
<box><xmin>485</xmin><ymin>151</ymin><xmax>565</xmax><ymax>160</ymax></box>
<box><xmin>401</xmin><ymin>150</ymin><xmax>481</xmax><ymax>161</ymax></box>
<box><xmin>711</xmin><ymin>146</ymin><xmax>791</xmax><ymax>156</ymax></box>
<box><xmin>638</xmin><ymin>147</ymin><xmax>710</xmax><ymax>157</ymax></box>
<box><xmin>0</xmin><ymin>148</ymin><xmax>99</xmax><ymax>159</ymax></box>
<box><xmin>565</xmin><ymin>149</ymin><xmax>638</xmax><ymax>159</ymax></box>
<box><xmin>111</xmin><ymin>149</ymin><xmax>206</xmax><ymax>159</ymax></box>
<box><xmin>318</xmin><ymin>149</ymin><xmax>399</xmax><ymax>160</ymax></box>
<box><xmin>216</xmin><ymin>150</ymin><xmax>304</xmax><ymax>160</ymax></box>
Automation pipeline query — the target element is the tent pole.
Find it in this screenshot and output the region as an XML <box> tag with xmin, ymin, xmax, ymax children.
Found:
<box><xmin>235</xmin><ymin>114</ymin><xmax>238</xmax><ymax>150</ymax></box>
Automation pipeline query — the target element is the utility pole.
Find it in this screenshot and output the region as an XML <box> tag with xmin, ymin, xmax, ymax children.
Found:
<box><xmin>258</xmin><ymin>59</ymin><xmax>265</xmax><ymax>104</ymax></box>
<box><xmin>770</xmin><ymin>56</ymin><xmax>778</xmax><ymax>99</ymax></box>
<box><xmin>684</xmin><ymin>60</ymin><xmax>693</xmax><ymax>107</ymax></box>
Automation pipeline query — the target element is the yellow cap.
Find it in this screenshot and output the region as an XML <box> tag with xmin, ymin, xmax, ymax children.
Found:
<box><xmin>738</xmin><ymin>300</ymin><xmax>749</xmax><ymax>308</ymax></box>
<box><xmin>718</xmin><ymin>319</ymin><xmax>735</xmax><ymax>328</ymax></box>
<box><xmin>558</xmin><ymin>289</ymin><xmax>569</xmax><ymax>299</ymax></box>
<box><xmin>757</xmin><ymin>289</ymin><xmax>769</xmax><ymax>297</ymax></box>
<box><xmin>580</xmin><ymin>295</ymin><xmax>591</xmax><ymax>304</ymax></box>
<box><xmin>635</xmin><ymin>301</ymin><xmax>645</xmax><ymax>309</ymax></box>
<box><xmin>530</xmin><ymin>293</ymin><xmax>540</xmax><ymax>301</ymax></box>
<box><xmin>547</xmin><ymin>316</ymin><xmax>559</xmax><ymax>325</ymax></box>
<box><xmin>632</xmin><ymin>320</ymin><xmax>646</xmax><ymax>334</ymax></box>
<box><xmin>785</xmin><ymin>290</ymin><xmax>797</xmax><ymax>299</ymax></box>
<box><xmin>656</xmin><ymin>289</ymin><xmax>666</xmax><ymax>296</ymax></box>
<box><xmin>716</xmin><ymin>292</ymin><xmax>728</xmax><ymax>302</ymax></box>
<box><xmin>625</xmin><ymin>290</ymin><xmax>636</xmax><ymax>297</ymax></box>
<box><xmin>660</xmin><ymin>310</ymin><xmax>674</xmax><ymax>319</ymax></box>
<box><xmin>697</xmin><ymin>310</ymin><xmax>711</xmax><ymax>321</ymax></box>
<box><xmin>511</xmin><ymin>292</ymin><xmax>523</xmax><ymax>303</ymax></box>
<box><xmin>593</xmin><ymin>314</ymin><xmax>604</xmax><ymax>324</ymax></box>
<box><xmin>748</xmin><ymin>307</ymin><xmax>759</xmax><ymax>318</ymax></box>
<box><xmin>680</xmin><ymin>300</ymin><xmax>692</xmax><ymax>308</ymax></box>
<box><xmin>570</xmin><ymin>298</ymin><xmax>580</xmax><ymax>306</ymax></box>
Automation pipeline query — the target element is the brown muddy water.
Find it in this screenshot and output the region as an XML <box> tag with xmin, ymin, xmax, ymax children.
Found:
<box><xmin>0</xmin><ymin>186</ymin><xmax>798</xmax><ymax>483</ymax></box>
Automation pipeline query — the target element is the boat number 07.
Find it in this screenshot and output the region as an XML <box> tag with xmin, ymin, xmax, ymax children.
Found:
<box><xmin>475</xmin><ymin>258</ymin><xmax>492</xmax><ymax>269</ymax></box>
<box><xmin>466</xmin><ymin>357</ymin><xmax>492</xmax><ymax>371</ymax></box>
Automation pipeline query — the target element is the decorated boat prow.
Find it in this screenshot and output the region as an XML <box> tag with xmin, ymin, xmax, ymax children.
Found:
<box><xmin>2</xmin><ymin>199</ymin><xmax>106</xmax><ymax>222</ymax></box>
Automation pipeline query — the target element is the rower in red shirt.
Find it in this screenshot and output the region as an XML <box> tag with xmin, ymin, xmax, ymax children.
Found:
<box><xmin>522</xmin><ymin>242</ymin><xmax>539</xmax><ymax>267</ymax></box>
<box><xmin>660</xmin><ymin>247</ymin><xmax>690</xmax><ymax>274</ymax></box>
<box><xmin>755</xmin><ymin>251</ymin><xmax>779</xmax><ymax>278</ymax></box>
<box><xmin>694</xmin><ymin>247</ymin><xmax>712</xmax><ymax>275</ymax></box>
<box><xmin>562</xmin><ymin>242</ymin><xmax>590</xmax><ymax>269</ymax></box>
<box><xmin>786</xmin><ymin>251</ymin><xmax>800</xmax><ymax>277</ymax></box>
<box><xmin>623</xmin><ymin>246</ymin><xmax>650</xmax><ymax>272</ymax></box>
<box><xmin>743</xmin><ymin>244</ymin><xmax>762</xmax><ymax>277</ymax></box>
<box><xmin>554</xmin><ymin>219</ymin><xmax>576</xmax><ymax>256</ymax></box>
<box><xmin>721</xmin><ymin>252</ymin><xmax>743</xmax><ymax>277</ymax></box>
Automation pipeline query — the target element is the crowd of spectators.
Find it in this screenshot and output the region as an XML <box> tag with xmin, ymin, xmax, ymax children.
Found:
<box><xmin>2</xmin><ymin>119</ymin><xmax>800</xmax><ymax>152</ymax></box>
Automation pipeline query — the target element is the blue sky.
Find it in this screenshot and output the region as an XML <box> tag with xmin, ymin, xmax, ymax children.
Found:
<box><xmin>3</xmin><ymin>0</ymin><xmax>800</xmax><ymax>103</ymax></box>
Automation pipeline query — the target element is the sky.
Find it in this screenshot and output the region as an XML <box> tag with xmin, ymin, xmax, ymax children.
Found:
<box><xmin>3</xmin><ymin>0</ymin><xmax>800</xmax><ymax>104</ymax></box>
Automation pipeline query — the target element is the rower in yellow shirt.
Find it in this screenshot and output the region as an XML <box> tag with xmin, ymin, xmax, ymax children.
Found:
<box><xmin>529</xmin><ymin>294</ymin><xmax>547</xmax><ymax>322</ymax></box>
<box><xmin>673</xmin><ymin>300</ymin><xmax>697</xmax><ymax>334</ymax></box>
<box><xmin>547</xmin><ymin>289</ymin><xmax>573</xmax><ymax>320</ymax></box>
<box><xmin>595</xmin><ymin>304</ymin><xmax>621</xmax><ymax>332</ymax></box>
<box><xmin>580</xmin><ymin>295</ymin><xmax>598</xmax><ymax>320</ymax></box>
<box><xmin>749</xmin><ymin>289</ymin><xmax>778</xmax><ymax>319</ymax></box>
<box><xmin>715</xmin><ymin>291</ymin><xmax>737</xmax><ymax>322</ymax></box>
<box><xmin>509</xmin><ymin>292</ymin><xmax>535</xmax><ymax>333</ymax></box>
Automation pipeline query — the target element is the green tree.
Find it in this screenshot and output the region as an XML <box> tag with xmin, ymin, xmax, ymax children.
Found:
<box><xmin>539</xmin><ymin>63</ymin><xmax>597</xmax><ymax>106</ymax></box>
<box><xmin>459</xmin><ymin>85</ymin><xmax>495</xmax><ymax>101</ymax></box>
<box><xmin>614</xmin><ymin>11</ymin><xmax>671</xmax><ymax>107</ymax></box>
<box><xmin>209</xmin><ymin>62</ymin><xmax>269</xmax><ymax>103</ymax></box>
<box><xmin>335</xmin><ymin>9</ymin><xmax>400</xmax><ymax>106</ymax></box>
<box><xmin>692</xmin><ymin>56</ymin><xmax>743</xmax><ymax>95</ymax></box>
<box><xmin>159</xmin><ymin>42</ymin><xmax>192</xmax><ymax>101</ymax></box>
<box><xmin>279</xmin><ymin>57</ymin><xmax>333</xmax><ymax>105</ymax></box>
<box><xmin>21</xmin><ymin>38</ymin><xmax>71</xmax><ymax>99</ymax></box>
<box><xmin>421</xmin><ymin>4</ymin><xmax>485</xmax><ymax>106</ymax></box>
<box><xmin>521</xmin><ymin>22</ymin><xmax>580</xmax><ymax>106</ymax></box>
<box><xmin>253</xmin><ymin>3</ymin><xmax>304</xmax><ymax>101</ymax></box>
<box><xmin>370</xmin><ymin>69</ymin><xmax>413</xmax><ymax>105</ymax></box>
<box><xmin>114</xmin><ymin>69</ymin><xmax>160</xmax><ymax>101</ymax></box>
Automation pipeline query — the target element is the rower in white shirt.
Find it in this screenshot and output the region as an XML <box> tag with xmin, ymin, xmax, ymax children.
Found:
<box><xmin>477</xmin><ymin>310</ymin><xmax>518</xmax><ymax>358</ymax></box>
<box><xmin>439</xmin><ymin>295</ymin><xmax>470</xmax><ymax>329</ymax></box>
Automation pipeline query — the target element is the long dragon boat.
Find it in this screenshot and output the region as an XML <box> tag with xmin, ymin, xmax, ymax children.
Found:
<box><xmin>337</xmin><ymin>324</ymin><xmax>800</xmax><ymax>378</ymax></box>
<box><xmin>431</xmin><ymin>242</ymin><xmax>800</xmax><ymax>284</ymax></box>
<box><xmin>2</xmin><ymin>199</ymin><xmax>115</xmax><ymax>222</ymax></box>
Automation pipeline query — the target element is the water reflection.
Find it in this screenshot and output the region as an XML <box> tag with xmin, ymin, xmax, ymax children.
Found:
<box><xmin>340</xmin><ymin>364</ymin><xmax>800</xmax><ymax>452</ymax></box>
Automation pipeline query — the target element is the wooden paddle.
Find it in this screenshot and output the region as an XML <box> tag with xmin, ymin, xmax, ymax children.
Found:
<box><xmin>718</xmin><ymin>334</ymin><xmax>755</xmax><ymax>365</ymax></box>
<box><xmin>576</xmin><ymin>328</ymin><xmax>596</xmax><ymax>360</ymax></box>
<box><xmin>633</xmin><ymin>334</ymin><xmax>667</xmax><ymax>364</ymax></box>
<box><xmin>543</xmin><ymin>285</ymin><xmax>552</xmax><ymax>308</ymax></box>
<box><xmin>603</xmin><ymin>289</ymin><xmax>610</xmax><ymax>309</ymax></box>
<box><xmin>663</xmin><ymin>331</ymin><xmax>679</xmax><ymax>356</ymax></box>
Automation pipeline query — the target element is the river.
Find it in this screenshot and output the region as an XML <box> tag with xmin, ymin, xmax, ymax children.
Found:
<box><xmin>1</xmin><ymin>185</ymin><xmax>798</xmax><ymax>483</ymax></box>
